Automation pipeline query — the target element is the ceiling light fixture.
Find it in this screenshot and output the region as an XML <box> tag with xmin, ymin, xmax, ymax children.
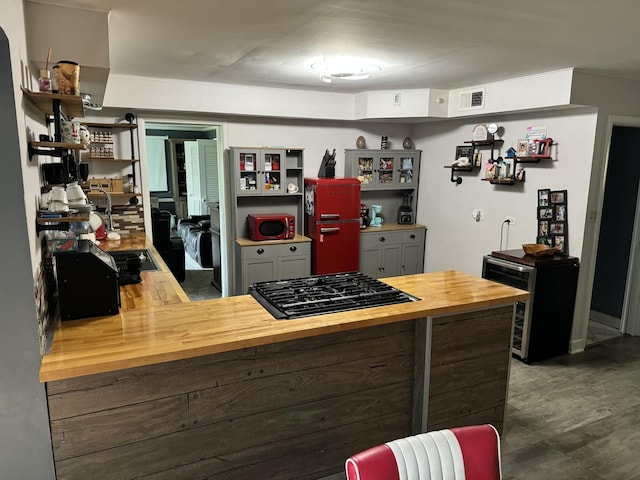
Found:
<box><xmin>310</xmin><ymin>57</ymin><xmax>382</xmax><ymax>83</ymax></box>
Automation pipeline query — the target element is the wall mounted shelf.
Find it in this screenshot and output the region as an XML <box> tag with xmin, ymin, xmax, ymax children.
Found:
<box><xmin>446</xmin><ymin>137</ymin><xmax>504</xmax><ymax>185</ymax></box>
<box><xmin>86</xmin><ymin>192</ymin><xmax>141</xmax><ymax>197</ymax></box>
<box><xmin>82</xmin><ymin>115</ymin><xmax>139</xmax><ymax>185</ymax></box>
<box><xmin>22</xmin><ymin>88</ymin><xmax>86</xmax><ymax>161</ymax></box>
<box><xmin>483</xmin><ymin>151</ymin><xmax>553</xmax><ymax>186</ymax></box>
<box><xmin>84</xmin><ymin>158</ymin><xmax>141</xmax><ymax>163</ymax></box>
<box><xmin>36</xmin><ymin>212</ymin><xmax>90</xmax><ymax>233</ymax></box>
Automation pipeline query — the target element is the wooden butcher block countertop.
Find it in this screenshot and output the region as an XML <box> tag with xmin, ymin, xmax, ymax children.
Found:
<box><xmin>40</xmin><ymin>234</ymin><xmax>529</xmax><ymax>382</ymax></box>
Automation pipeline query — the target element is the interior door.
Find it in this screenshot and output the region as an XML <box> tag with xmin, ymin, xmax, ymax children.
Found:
<box><xmin>184</xmin><ymin>140</ymin><xmax>201</xmax><ymax>215</ymax></box>
<box><xmin>591</xmin><ymin>126</ymin><xmax>640</xmax><ymax>332</ymax></box>
<box><xmin>198</xmin><ymin>139</ymin><xmax>218</xmax><ymax>214</ymax></box>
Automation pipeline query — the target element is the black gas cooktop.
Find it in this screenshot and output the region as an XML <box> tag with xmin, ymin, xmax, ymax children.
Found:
<box><xmin>248</xmin><ymin>272</ymin><xmax>420</xmax><ymax>320</ymax></box>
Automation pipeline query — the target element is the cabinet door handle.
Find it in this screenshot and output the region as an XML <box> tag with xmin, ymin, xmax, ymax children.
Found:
<box><xmin>410</xmin><ymin>234</ymin><xmax>416</xmax><ymax>239</ymax></box>
<box><xmin>257</xmin><ymin>248</ymin><xmax>264</xmax><ymax>255</ymax></box>
<box><xmin>379</xmin><ymin>237</ymin><xmax>385</xmax><ymax>242</ymax></box>
<box><xmin>289</xmin><ymin>246</ymin><xmax>297</xmax><ymax>252</ymax></box>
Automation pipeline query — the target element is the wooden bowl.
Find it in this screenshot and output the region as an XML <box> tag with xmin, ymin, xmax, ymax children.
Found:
<box><xmin>522</xmin><ymin>243</ymin><xmax>559</xmax><ymax>256</ymax></box>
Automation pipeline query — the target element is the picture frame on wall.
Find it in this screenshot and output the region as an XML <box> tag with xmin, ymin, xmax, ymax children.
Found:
<box><xmin>550</xmin><ymin>190</ymin><xmax>566</xmax><ymax>204</ymax></box>
<box><xmin>538</xmin><ymin>188</ymin><xmax>550</xmax><ymax>207</ymax></box>
<box><xmin>538</xmin><ymin>207</ymin><xmax>554</xmax><ymax>220</ymax></box>
<box><xmin>455</xmin><ymin>145</ymin><xmax>474</xmax><ymax>162</ymax></box>
<box><xmin>554</xmin><ymin>235</ymin><xmax>565</xmax><ymax>252</ymax></box>
<box><xmin>537</xmin><ymin>187</ymin><xmax>568</xmax><ymax>253</ymax></box>
<box><xmin>517</xmin><ymin>139</ymin><xmax>529</xmax><ymax>157</ymax></box>
<box><xmin>538</xmin><ymin>220</ymin><xmax>549</xmax><ymax>236</ymax></box>
<box><xmin>532</xmin><ymin>138</ymin><xmax>553</xmax><ymax>157</ymax></box>
<box><xmin>550</xmin><ymin>222</ymin><xmax>565</xmax><ymax>234</ymax></box>
<box><xmin>537</xmin><ymin>236</ymin><xmax>552</xmax><ymax>246</ymax></box>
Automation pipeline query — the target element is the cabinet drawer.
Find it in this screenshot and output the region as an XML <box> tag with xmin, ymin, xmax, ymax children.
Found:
<box><xmin>402</xmin><ymin>229</ymin><xmax>425</xmax><ymax>245</ymax></box>
<box><xmin>361</xmin><ymin>231</ymin><xmax>404</xmax><ymax>249</ymax></box>
<box><xmin>241</xmin><ymin>242</ymin><xmax>310</xmax><ymax>260</ymax></box>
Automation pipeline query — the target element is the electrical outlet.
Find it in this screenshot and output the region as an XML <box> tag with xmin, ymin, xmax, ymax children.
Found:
<box><xmin>472</xmin><ymin>209</ymin><xmax>485</xmax><ymax>222</ymax></box>
<box><xmin>506</xmin><ymin>216</ymin><xmax>516</xmax><ymax>226</ymax></box>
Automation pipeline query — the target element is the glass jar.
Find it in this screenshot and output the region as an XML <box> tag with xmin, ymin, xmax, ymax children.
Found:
<box><xmin>38</xmin><ymin>70</ymin><xmax>52</xmax><ymax>93</ymax></box>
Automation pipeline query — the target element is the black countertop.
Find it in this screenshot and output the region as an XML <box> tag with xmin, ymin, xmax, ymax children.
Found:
<box><xmin>489</xmin><ymin>248</ymin><xmax>579</xmax><ymax>267</ymax></box>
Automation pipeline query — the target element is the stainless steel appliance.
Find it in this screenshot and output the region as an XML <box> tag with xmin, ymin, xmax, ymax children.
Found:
<box><xmin>482</xmin><ymin>249</ymin><xmax>579</xmax><ymax>363</ymax></box>
<box><xmin>397</xmin><ymin>192</ymin><xmax>414</xmax><ymax>224</ymax></box>
<box><xmin>248</xmin><ymin>271</ymin><xmax>419</xmax><ymax>319</ymax></box>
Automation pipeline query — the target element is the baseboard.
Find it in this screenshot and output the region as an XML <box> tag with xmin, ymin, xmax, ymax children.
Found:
<box><xmin>589</xmin><ymin>310</ymin><xmax>620</xmax><ymax>329</ymax></box>
<box><xmin>569</xmin><ymin>338</ymin><xmax>585</xmax><ymax>354</ymax></box>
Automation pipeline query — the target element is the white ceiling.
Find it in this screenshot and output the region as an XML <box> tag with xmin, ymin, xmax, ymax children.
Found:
<box><xmin>27</xmin><ymin>0</ymin><xmax>640</xmax><ymax>93</ymax></box>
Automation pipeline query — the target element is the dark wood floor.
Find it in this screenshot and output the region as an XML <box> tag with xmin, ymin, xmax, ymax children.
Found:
<box><xmin>502</xmin><ymin>334</ymin><xmax>640</xmax><ymax>480</ymax></box>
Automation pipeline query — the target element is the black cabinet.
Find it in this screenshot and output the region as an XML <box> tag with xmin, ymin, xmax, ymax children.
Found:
<box><xmin>483</xmin><ymin>249</ymin><xmax>579</xmax><ymax>363</ymax></box>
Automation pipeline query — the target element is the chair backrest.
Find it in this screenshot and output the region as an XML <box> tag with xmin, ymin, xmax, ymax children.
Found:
<box><xmin>345</xmin><ymin>424</ymin><xmax>501</xmax><ymax>480</ymax></box>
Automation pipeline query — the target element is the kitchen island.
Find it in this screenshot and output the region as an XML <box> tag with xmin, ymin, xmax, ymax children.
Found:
<box><xmin>41</xmin><ymin>234</ymin><xmax>528</xmax><ymax>480</ymax></box>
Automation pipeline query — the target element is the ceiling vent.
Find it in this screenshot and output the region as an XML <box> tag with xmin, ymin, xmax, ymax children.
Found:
<box><xmin>458</xmin><ymin>88</ymin><xmax>485</xmax><ymax>111</ymax></box>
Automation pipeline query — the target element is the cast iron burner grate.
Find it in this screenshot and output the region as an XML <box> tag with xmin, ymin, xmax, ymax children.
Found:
<box><xmin>248</xmin><ymin>272</ymin><xmax>420</xmax><ymax>319</ymax></box>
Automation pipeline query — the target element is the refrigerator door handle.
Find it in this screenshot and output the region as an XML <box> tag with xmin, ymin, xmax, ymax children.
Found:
<box><xmin>320</xmin><ymin>213</ymin><xmax>340</xmax><ymax>220</ymax></box>
<box><xmin>320</xmin><ymin>227</ymin><xmax>340</xmax><ymax>234</ymax></box>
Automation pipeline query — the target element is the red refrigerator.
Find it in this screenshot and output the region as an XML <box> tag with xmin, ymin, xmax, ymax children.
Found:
<box><xmin>304</xmin><ymin>177</ymin><xmax>361</xmax><ymax>275</ymax></box>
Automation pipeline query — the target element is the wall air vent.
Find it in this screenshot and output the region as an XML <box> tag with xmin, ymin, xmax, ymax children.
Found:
<box><xmin>458</xmin><ymin>88</ymin><xmax>485</xmax><ymax>111</ymax></box>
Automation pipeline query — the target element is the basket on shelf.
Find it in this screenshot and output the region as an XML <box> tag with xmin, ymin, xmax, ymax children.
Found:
<box><xmin>522</xmin><ymin>243</ymin><xmax>559</xmax><ymax>256</ymax></box>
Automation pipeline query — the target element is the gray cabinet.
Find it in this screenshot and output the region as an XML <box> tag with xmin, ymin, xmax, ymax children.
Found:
<box><xmin>345</xmin><ymin>149</ymin><xmax>420</xmax><ymax>191</ymax></box>
<box><xmin>228</xmin><ymin>147</ymin><xmax>309</xmax><ymax>295</ymax></box>
<box><xmin>236</xmin><ymin>239</ymin><xmax>311</xmax><ymax>294</ymax></box>
<box><xmin>228</xmin><ymin>147</ymin><xmax>304</xmax><ymax>239</ymax></box>
<box><xmin>360</xmin><ymin>226</ymin><xmax>426</xmax><ymax>279</ymax></box>
<box><xmin>345</xmin><ymin>149</ymin><xmax>421</xmax><ymax>229</ymax></box>
<box><xmin>231</xmin><ymin>147</ymin><xmax>290</xmax><ymax>195</ymax></box>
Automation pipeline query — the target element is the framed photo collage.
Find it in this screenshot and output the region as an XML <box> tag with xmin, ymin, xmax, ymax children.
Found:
<box><xmin>537</xmin><ymin>189</ymin><xmax>568</xmax><ymax>253</ymax></box>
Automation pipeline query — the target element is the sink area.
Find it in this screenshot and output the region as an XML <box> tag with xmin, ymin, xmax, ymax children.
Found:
<box><xmin>109</xmin><ymin>249</ymin><xmax>159</xmax><ymax>272</ymax></box>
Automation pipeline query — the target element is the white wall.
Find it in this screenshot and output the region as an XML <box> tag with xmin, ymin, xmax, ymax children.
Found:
<box><xmin>414</xmin><ymin>108</ymin><xmax>597</xmax><ymax>275</ymax></box>
<box><xmin>412</xmin><ymin>108</ymin><xmax>597</xmax><ymax>347</ymax></box>
<box><xmin>0</xmin><ymin>0</ymin><xmax>56</xmax><ymax>477</ymax></box>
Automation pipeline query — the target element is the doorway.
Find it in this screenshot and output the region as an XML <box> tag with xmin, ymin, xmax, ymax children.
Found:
<box><xmin>145</xmin><ymin>124</ymin><xmax>218</xmax><ymax>219</ymax></box>
<box><xmin>590</xmin><ymin>125</ymin><xmax>640</xmax><ymax>335</ymax></box>
<box><xmin>141</xmin><ymin>120</ymin><xmax>230</xmax><ymax>297</ymax></box>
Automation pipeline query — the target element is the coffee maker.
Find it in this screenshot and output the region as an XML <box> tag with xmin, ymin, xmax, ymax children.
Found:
<box><xmin>359</xmin><ymin>204</ymin><xmax>370</xmax><ymax>229</ymax></box>
<box><xmin>370</xmin><ymin>204</ymin><xmax>383</xmax><ymax>227</ymax></box>
<box><xmin>397</xmin><ymin>193</ymin><xmax>414</xmax><ymax>225</ymax></box>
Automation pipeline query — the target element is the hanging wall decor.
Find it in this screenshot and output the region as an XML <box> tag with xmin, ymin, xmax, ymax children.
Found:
<box><xmin>537</xmin><ymin>188</ymin><xmax>568</xmax><ymax>253</ymax></box>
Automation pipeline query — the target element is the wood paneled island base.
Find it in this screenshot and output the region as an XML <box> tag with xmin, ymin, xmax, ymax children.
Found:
<box><xmin>46</xmin><ymin>307</ymin><xmax>514</xmax><ymax>480</ymax></box>
<box><xmin>40</xmin><ymin>264</ymin><xmax>527</xmax><ymax>479</ymax></box>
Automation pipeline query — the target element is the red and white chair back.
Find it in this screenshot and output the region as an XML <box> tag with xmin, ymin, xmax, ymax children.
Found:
<box><xmin>345</xmin><ymin>424</ymin><xmax>501</xmax><ymax>480</ymax></box>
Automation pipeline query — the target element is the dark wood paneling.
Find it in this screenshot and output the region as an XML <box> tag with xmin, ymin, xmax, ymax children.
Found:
<box><xmin>427</xmin><ymin>377</ymin><xmax>507</xmax><ymax>426</ymax></box>
<box><xmin>49</xmin><ymin>322</ymin><xmax>415</xmax><ymax>480</ymax></box>
<box><xmin>189</xmin><ymin>351</ymin><xmax>413</xmax><ymax>426</ymax></box>
<box><xmin>429</xmin><ymin>351</ymin><xmax>509</xmax><ymax>395</ymax></box>
<box><xmin>430</xmin><ymin>306</ymin><xmax>512</xmax><ymax>366</ymax></box>
<box><xmin>428</xmin><ymin>307</ymin><xmax>513</xmax><ymax>435</ymax></box>
<box><xmin>48</xmin><ymin>322</ymin><xmax>414</xmax><ymax>420</ymax></box>
<box><xmin>47</xmin><ymin>306</ymin><xmax>514</xmax><ymax>479</ymax></box>
<box><xmin>55</xmin><ymin>383</ymin><xmax>411</xmax><ymax>480</ymax></box>
<box><xmin>51</xmin><ymin>395</ymin><xmax>188</xmax><ymax>460</ymax></box>
<box><xmin>141</xmin><ymin>411</ymin><xmax>409</xmax><ymax>480</ymax></box>
<box><xmin>427</xmin><ymin>407</ymin><xmax>505</xmax><ymax>433</ymax></box>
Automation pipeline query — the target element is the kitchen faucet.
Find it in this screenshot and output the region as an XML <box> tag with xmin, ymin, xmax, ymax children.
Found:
<box><xmin>93</xmin><ymin>187</ymin><xmax>115</xmax><ymax>231</ymax></box>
